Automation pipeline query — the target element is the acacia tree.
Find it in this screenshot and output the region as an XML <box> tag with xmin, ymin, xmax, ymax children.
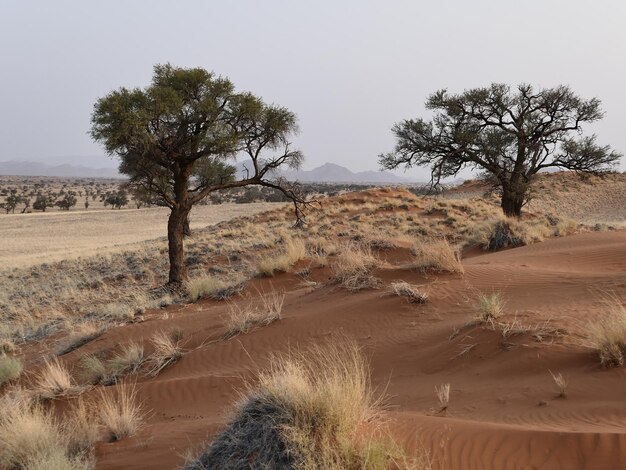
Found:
<box><xmin>380</xmin><ymin>84</ymin><xmax>622</xmax><ymax>216</ymax></box>
<box><xmin>91</xmin><ymin>64</ymin><xmax>304</xmax><ymax>285</ymax></box>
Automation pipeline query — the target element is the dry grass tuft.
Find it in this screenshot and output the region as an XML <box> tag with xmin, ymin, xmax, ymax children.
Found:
<box><xmin>146</xmin><ymin>331</ymin><xmax>184</xmax><ymax>377</ymax></box>
<box><xmin>0</xmin><ymin>355</ymin><xmax>23</xmax><ymax>386</ymax></box>
<box><xmin>256</xmin><ymin>237</ymin><xmax>307</xmax><ymax>276</ymax></box>
<box><xmin>56</xmin><ymin>321</ymin><xmax>104</xmax><ymax>356</ymax></box>
<box><xmin>390</xmin><ymin>281</ymin><xmax>428</xmax><ymax>304</ymax></box>
<box><xmin>108</xmin><ymin>342</ymin><xmax>145</xmax><ymax>381</ymax></box>
<box><xmin>411</xmin><ymin>239</ymin><xmax>464</xmax><ymax>274</ymax></box>
<box><xmin>585</xmin><ymin>297</ymin><xmax>626</xmax><ymax>367</ymax></box>
<box><xmin>332</xmin><ymin>245</ymin><xmax>382</xmax><ymax>292</ymax></box>
<box><xmin>185</xmin><ymin>274</ymin><xmax>246</xmax><ymax>301</ymax></box>
<box><xmin>224</xmin><ymin>291</ymin><xmax>285</xmax><ymax>338</ymax></box>
<box><xmin>435</xmin><ymin>383</ymin><xmax>450</xmax><ymax>414</ymax></box>
<box><xmin>474</xmin><ymin>292</ymin><xmax>505</xmax><ymax>327</ymax></box>
<box><xmin>98</xmin><ymin>383</ymin><xmax>143</xmax><ymax>442</ymax></box>
<box><xmin>33</xmin><ymin>358</ymin><xmax>81</xmax><ymax>399</ymax></box>
<box><xmin>549</xmin><ymin>370</ymin><xmax>568</xmax><ymax>398</ymax></box>
<box><xmin>184</xmin><ymin>341</ymin><xmax>425</xmax><ymax>469</ymax></box>
<box><xmin>0</xmin><ymin>393</ymin><xmax>94</xmax><ymax>469</ymax></box>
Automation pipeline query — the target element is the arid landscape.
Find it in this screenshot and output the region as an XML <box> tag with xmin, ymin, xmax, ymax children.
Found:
<box><xmin>1</xmin><ymin>171</ymin><xmax>625</xmax><ymax>469</ymax></box>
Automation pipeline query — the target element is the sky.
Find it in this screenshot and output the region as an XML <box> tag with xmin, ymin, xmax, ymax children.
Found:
<box><xmin>0</xmin><ymin>0</ymin><xmax>624</xmax><ymax>180</ymax></box>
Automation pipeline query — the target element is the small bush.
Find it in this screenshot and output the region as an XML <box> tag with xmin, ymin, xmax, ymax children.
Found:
<box><xmin>224</xmin><ymin>292</ymin><xmax>285</xmax><ymax>338</ymax></box>
<box><xmin>184</xmin><ymin>341</ymin><xmax>424</xmax><ymax>469</ymax></box>
<box><xmin>411</xmin><ymin>239</ymin><xmax>464</xmax><ymax>274</ymax></box>
<box><xmin>390</xmin><ymin>281</ymin><xmax>428</xmax><ymax>304</ymax></box>
<box><xmin>0</xmin><ymin>355</ymin><xmax>22</xmax><ymax>386</ymax></box>
<box><xmin>108</xmin><ymin>342</ymin><xmax>145</xmax><ymax>381</ymax></box>
<box><xmin>98</xmin><ymin>383</ymin><xmax>143</xmax><ymax>441</ymax></box>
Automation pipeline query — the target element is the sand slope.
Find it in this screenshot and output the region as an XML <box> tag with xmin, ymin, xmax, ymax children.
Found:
<box><xmin>42</xmin><ymin>230</ymin><xmax>626</xmax><ymax>469</ymax></box>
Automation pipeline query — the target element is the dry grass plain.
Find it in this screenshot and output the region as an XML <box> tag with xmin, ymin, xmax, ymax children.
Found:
<box><xmin>0</xmin><ymin>203</ymin><xmax>283</xmax><ymax>269</ymax></box>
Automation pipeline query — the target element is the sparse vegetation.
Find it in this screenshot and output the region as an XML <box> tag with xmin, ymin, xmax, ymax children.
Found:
<box><xmin>474</xmin><ymin>292</ymin><xmax>505</xmax><ymax>327</ymax></box>
<box><xmin>224</xmin><ymin>291</ymin><xmax>285</xmax><ymax>338</ymax></box>
<box><xmin>185</xmin><ymin>274</ymin><xmax>246</xmax><ymax>301</ymax></box>
<box><xmin>549</xmin><ymin>370</ymin><xmax>568</xmax><ymax>398</ymax></box>
<box><xmin>435</xmin><ymin>383</ymin><xmax>450</xmax><ymax>414</ymax></box>
<box><xmin>256</xmin><ymin>237</ymin><xmax>307</xmax><ymax>276</ymax></box>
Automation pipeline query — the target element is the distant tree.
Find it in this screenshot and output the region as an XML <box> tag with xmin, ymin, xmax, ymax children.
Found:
<box><xmin>105</xmin><ymin>189</ymin><xmax>129</xmax><ymax>209</ymax></box>
<box><xmin>20</xmin><ymin>198</ymin><xmax>31</xmax><ymax>214</ymax></box>
<box><xmin>2</xmin><ymin>192</ymin><xmax>20</xmax><ymax>214</ymax></box>
<box><xmin>33</xmin><ymin>193</ymin><xmax>54</xmax><ymax>212</ymax></box>
<box><xmin>84</xmin><ymin>199</ymin><xmax>90</xmax><ymax>209</ymax></box>
<box><xmin>91</xmin><ymin>64</ymin><xmax>305</xmax><ymax>284</ymax></box>
<box><xmin>380</xmin><ymin>84</ymin><xmax>622</xmax><ymax>216</ymax></box>
<box><xmin>55</xmin><ymin>194</ymin><xmax>77</xmax><ymax>211</ymax></box>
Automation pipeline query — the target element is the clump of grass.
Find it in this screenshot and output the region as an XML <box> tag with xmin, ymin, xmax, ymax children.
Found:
<box><xmin>332</xmin><ymin>245</ymin><xmax>382</xmax><ymax>292</ymax></box>
<box><xmin>224</xmin><ymin>292</ymin><xmax>285</xmax><ymax>339</ymax></box>
<box><xmin>0</xmin><ymin>393</ymin><xmax>94</xmax><ymax>469</ymax></box>
<box><xmin>435</xmin><ymin>383</ymin><xmax>450</xmax><ymax>414</ymax></box>
<box><xmin>98</xmin><ymin>383</ymin><xmax>143</xmax><ymax>442</ymax></box>
<box><xmin>256</xmin><ymin>237</ymin><xmax>307</xmax><ymax>276</ymax></box>
<box><xmin>79</xmin><ymin>355</ymin><xmax>108</xmax><ymax>385</ymax></box>
<box><xmin>108</xmin><ymin>342</ymin><xmax>145</xmax><ymax>381</ymax></box>
<box><xmin>96</xmin><ymin>302</ymin><xmax>135</xmax><ymax>322</ymax></box>
<box><xmin>411</xmin><ymin>239</ymin><xmax>464</xmax><ymax>274</ymax></box>
<box><xmin>0</xmin><ymin>355</ymin><xmax>23</xmax><ymax>386</ymax></box>
<box><xmin>33</xmin><ymin>358</ymin><xmax>81</xmax><ymax>399</ymax></box>
<box><xmin>474</xmin><ymin>292</ymin><xmax>505</xmax><ymax>327</ymax></box>
<box><xmin>549</xmin><ymin>370</ymin><xmax>568</xmax><ymax>398</ymax></box>
<box><xmin>185</xmin><ymin>274</ymin><xmax>246</xmax><ymax>301</ymax></box>
<box><xmin>56</xmin><ymin>321</ymin><xmax>104</xmax><ymax>356</ymax></box>
<box><xmin>184</xmin><ymin>341</ymin><xmax>424</xmax><ymax>469</ymax></box>
<box><xmin>146</xmin><ymin>331</ymin><xmax>183</xmax><ymax>377</ymax></box>
<box><xmin>585</xmin><ymin>297</ymin><xmax>626</xmax><ymax>367</ymax></box>
<box><xmin>390</xmin><ymin>281</ymin><xmax>428</xmax><ymax>304</ymax></box>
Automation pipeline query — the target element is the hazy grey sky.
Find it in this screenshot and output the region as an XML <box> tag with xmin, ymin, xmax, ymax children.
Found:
<box><xmin>1</xmin><ymin>0</ymin><xmax>624</xmax><ymax>179</ymax></box>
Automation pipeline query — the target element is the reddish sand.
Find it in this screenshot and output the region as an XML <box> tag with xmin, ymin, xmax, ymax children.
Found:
<box><xmin>36</xmin><ymin>230</ymin><xmax>626</xmax><ymax>469</ymax></box>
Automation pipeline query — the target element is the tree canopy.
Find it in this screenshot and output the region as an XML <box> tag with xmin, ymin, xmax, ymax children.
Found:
<box><xmin>380</xmin><ymin>83</ymin><xmax>622</xmax><ymax>216</ymax></box>
<box><xmin>91</xmin><ymin>64</ymin><xmax>305</xmax><ymax>284</ymax></box>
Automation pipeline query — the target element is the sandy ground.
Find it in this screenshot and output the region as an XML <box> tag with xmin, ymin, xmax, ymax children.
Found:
<box><xmin>28</xmin><ymin>229</ymin><xmax>623</xmax><ymax>470</ymax></box>
<box><xmin>0</xmin><ymin>203</ymin><xmax>284</xmax><ymax>268</ymax></box>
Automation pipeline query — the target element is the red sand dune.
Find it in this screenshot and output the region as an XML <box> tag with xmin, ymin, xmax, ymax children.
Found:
<box><xmin>52</xmin><ymin>230</ymin><xmax>626</xmax><ymax>469</ymax></box>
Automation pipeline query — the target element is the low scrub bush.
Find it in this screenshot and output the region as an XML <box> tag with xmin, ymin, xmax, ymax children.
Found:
<box><xmin>33</xmin><ymin>358</ymin><xmax>81</xmax><ymax>399</ymax></box>
<box><xmin>185</xmin><ymin>274</ymin><xmax>246</xmax><ymax>301</ymax></box>
<box><xmin>474</xmin><ymin>292</ymin><xmax>505</xmax><ymax>327</ymax></box>
<box><xmin>146</xmin><ymin>331</ymin><xmax>183</xmax><ymax>377</ymax></box>
<box><xmin>256</xmin><ymin>237</ymin><xmax>307</xmax><ymax>276</ymax></box>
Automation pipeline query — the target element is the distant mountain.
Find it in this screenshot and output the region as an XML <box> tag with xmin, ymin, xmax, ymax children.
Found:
<box><xmin>0</xmin><ymin>160</ymin><xmax>121</xmax><ymax>178</ymax></box>
<box><xmin>236</xmin><ymin>161</ymin><xmax>416</xmax><ymax>184</ymax></box>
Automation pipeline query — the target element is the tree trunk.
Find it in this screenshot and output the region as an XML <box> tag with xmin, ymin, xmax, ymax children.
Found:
<box><xmin>168</xmin><ymin>165</ymin><xmax>192</xmax><ymax>285</ymax></box>
<box><xmin>183</xmin><ymin>213</ymin><xmax>191</xmax><ymax>237</ymax></box>
<box><xmin>500</xmin><ymin>186</ymin><xmax>525</xmax><ymax>217</ymax></box>
<box><xmin>167</xmin><ymin>205</ymin><xmax>190</xmax><ymax>284</ymax></box>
